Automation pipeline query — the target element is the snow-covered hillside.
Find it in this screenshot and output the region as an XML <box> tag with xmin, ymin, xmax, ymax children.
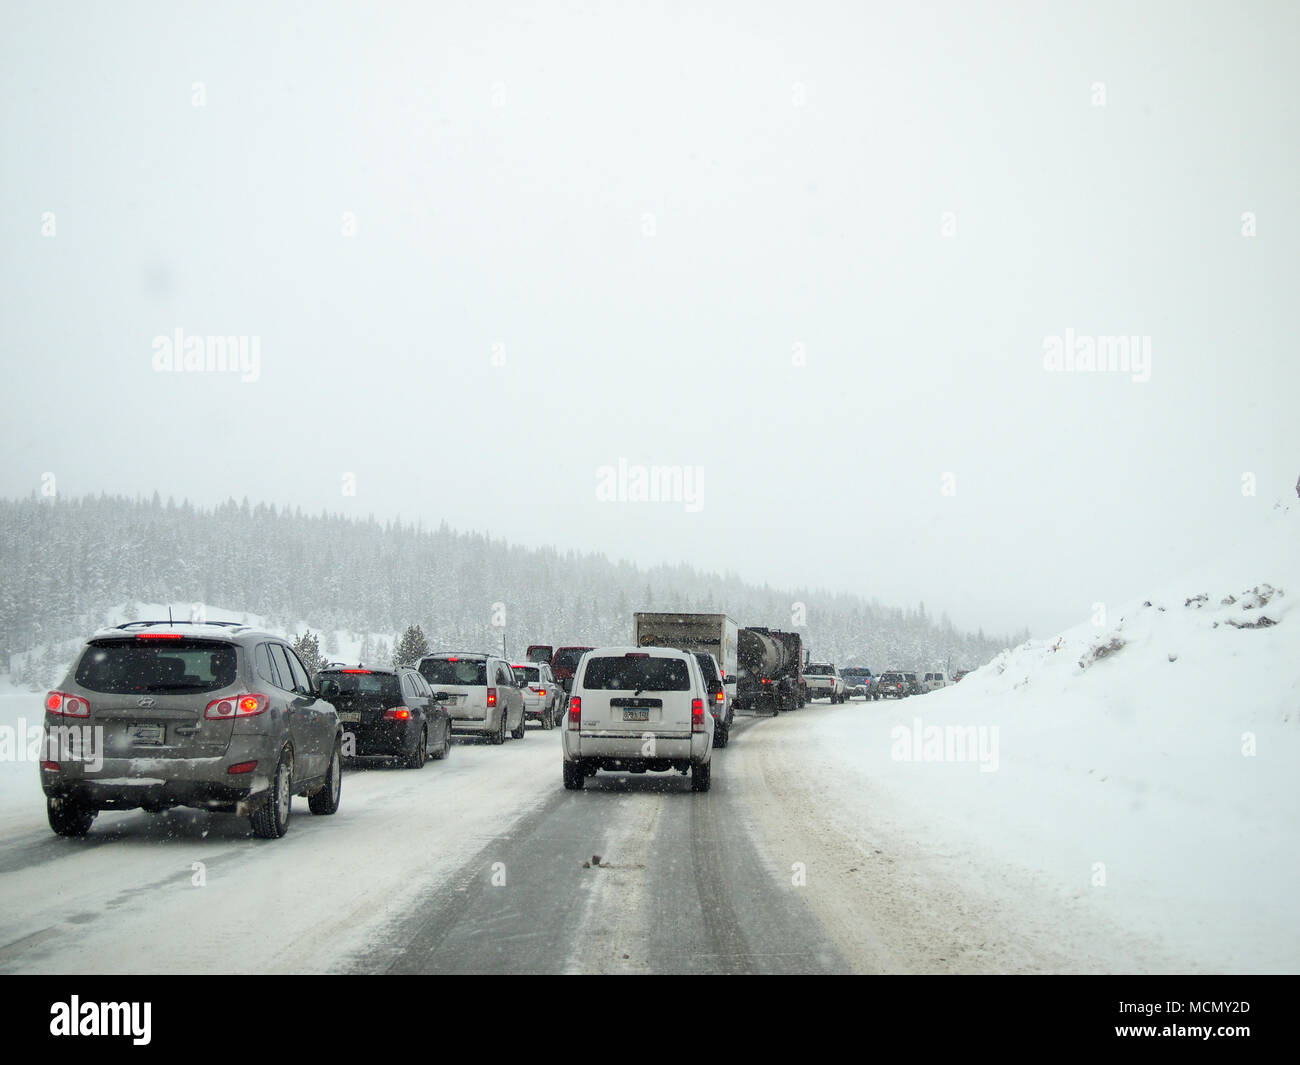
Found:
<box><xmin>780</xmin><ymin>503</ymin><xmax>1299</xmax><ymax>972</ymax></box>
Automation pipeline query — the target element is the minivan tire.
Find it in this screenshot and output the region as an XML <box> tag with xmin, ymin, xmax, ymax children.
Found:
<box><xmin>490</xmin><ymin>712</ymin><xmax>506</xmax><ymax>745</ymax></box>
<box><xmin>691</xmin><ymin>760</ymin><xmax>712</xmax><ymax>793</ymax></box>
<box><xmin>309</xmin><ymin>741</ymin><xmax>342</xmax><ymax>815</ymax></box>
<box><xmin>250</xmin><ymin>749</ymin><xmax>293</xmax><ymax>839</ymax></box>
<box><xmin>511</xmin><ymin>712</ymin><xmax>526</xmax><ymax>740</ymax></box>
<box><xmin>47</xmin><ymin>796</ymin><xmax>96</xmax><ymax>837</ymax></box>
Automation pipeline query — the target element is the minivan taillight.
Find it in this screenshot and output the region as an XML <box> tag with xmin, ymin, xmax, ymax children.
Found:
<box><xmin>486</xmin><ymin>688</ymin><xmax>497</xmax><ymax>708</ymax></box>
<box><xmin>691</xmin><ymin>698</ymin><xmax>705</xmax><ymax>732</ymax></box>
<box><xmin>45</xmin><ymin>691</ymin><xmax>90</xmax><ymax>718</ymax></box>
<box><xmin>204</xmin><ymin>693</ymin><xmax>269</xmax><ymax>720</ymax></box>
<box><xmin>568</xmin><ymin>696</ymin><xmax>581</xmax><ymax>729</ymax></box>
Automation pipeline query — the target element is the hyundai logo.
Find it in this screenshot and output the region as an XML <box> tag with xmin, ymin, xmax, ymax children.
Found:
<box><xmin>137</xmin><ymin>697</ymin><xmax>156</xmax><ymax>708</ymax></box>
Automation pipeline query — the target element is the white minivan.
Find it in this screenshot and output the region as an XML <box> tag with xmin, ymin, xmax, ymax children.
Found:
<box><xmin>562</xmin><ymin>646</ymin><xmax>714</xmax><ymax>792</ymax></box>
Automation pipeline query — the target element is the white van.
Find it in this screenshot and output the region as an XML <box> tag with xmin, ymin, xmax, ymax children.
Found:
<box><xmin>562</xmin><ymin>646</ymin><xmax>714</xmax><ymax>791</ymax></box>
<box><xmin>922</xmin><ymin>671</ymin><xmax>948</xmax><ymax>692</ymax></box>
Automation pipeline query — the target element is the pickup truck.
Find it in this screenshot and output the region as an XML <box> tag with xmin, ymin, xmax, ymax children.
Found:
<box><xmin>804</xmin><ymin>663</ymin><xmax>848</xmax><ymax>704</ymax></box>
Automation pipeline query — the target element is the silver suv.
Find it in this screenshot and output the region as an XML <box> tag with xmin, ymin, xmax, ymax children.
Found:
<box><xmin>417</xmin><ymin>652</ymin><xmax>525</xmax><ymax>744</ymax></box>
<box><xmin>562</xmin><ymin>646</ymin><xmax>714</xmax><ymax>791</ymax></box>
<box><xmin>40</xmin><ymin>621</ymin><xmax>343</xmax><ymax>839</ymax></box>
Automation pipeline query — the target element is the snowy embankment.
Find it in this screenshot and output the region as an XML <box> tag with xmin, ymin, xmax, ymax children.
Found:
<box><xmin>798</xmin><ymin>503</ymin><xmax>1299</xmax><ymax>972</ymax></box>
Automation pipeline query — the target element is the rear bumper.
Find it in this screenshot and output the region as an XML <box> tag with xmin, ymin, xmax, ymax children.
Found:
<box><xmin>40</xmin><ymin>769</ymin><xmax>265</xmax><ymax>812</ymax></box>
<box><xmin>563</xmin><ymin>730</ymin><xmax>709</xmax><ymax>766</ymax></box>
<box><xmin>342</xmin><ymin>719</ymin><xmax>418</xmax><ymax>756</ymax></box>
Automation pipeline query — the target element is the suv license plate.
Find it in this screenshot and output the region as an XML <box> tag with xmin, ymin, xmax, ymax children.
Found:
<box><xmin>622</xmin><ymin>708</ymin><xmax>650</xmax><ymax>722</ymax></box>
<box><xmin>127</xmin><ymin>724</ymin><xmax>164</xmax><ymax>745</ymax></box>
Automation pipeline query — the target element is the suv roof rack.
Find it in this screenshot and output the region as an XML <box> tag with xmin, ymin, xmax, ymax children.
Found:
<box><xmin>115</xmin><ymin>620</ymin><xmax>246</xmax><ymax>630</ymax></box>
<box><xmin>425</xmin><ymin>651</ymin><xmax>490</xmax><ymax>659</ymax></box>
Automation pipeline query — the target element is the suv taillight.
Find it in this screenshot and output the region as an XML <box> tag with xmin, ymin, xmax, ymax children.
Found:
<box><xmin>204</xmin><ymin>693</ymin><xmax>269</xmax><ymax>720</ymax></box>
<box><xmin>45</xmin><ymin>691</ymin><xmax>90</xmax><ymax>718</ymax></box>
<box><xmin>486</xmin><ymin>687</ymin><xmax>497</xmax><ymax>708</ymax></box>
<box><xmin>691</xmin><ymin>698</ymin><xmax>705</xmax><ymax>732</ymax></box>
<box><xmin>568</xmin><ymin>696</ymin><xmax>581</xmax><ymax>729</ymax></box>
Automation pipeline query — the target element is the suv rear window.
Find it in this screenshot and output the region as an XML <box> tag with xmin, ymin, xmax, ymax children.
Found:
<box><xmin>317</xmin><ymin>670</ymin><xmax>400</xmax><ymax>702</ymax></box>
<box><xmin>76</xmin><ymin>639</ymin><xmax>238</xmax><ymax>695</ymax></box>
<box><xmin>692</xmin><ymin>654</ymin><xmax>720</xmax><ymax>682</ymax></box>
<box><xmin>420</xmin><ymin>659</ymin><xmax>488</xmax><ymax>686</ymax></box>
<box><xmin>582</xmin><ymin>656</ymin><xmax>691</xmax><ymax>691</ymax></box>
<box><xmin>513</xmin><ymin>666</ymin><xmax>540</xmax><ymax>684</ymax></box>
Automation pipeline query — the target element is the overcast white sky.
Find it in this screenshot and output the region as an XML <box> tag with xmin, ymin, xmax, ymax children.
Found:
<box><xmin>2</xmin><ymin>0</ymin><xmax>1297</xmax><ymax>638</ymax></box>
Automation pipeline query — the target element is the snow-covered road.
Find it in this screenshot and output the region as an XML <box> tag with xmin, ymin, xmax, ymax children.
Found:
<box><xmin>2</xmin><ymin>677</ymin><xmax>1292</xmax><ymax>973</ymax></box>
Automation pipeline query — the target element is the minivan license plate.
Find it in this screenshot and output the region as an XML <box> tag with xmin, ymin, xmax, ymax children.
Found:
<box><xmin>127</xmin><ymin>724</ymin><xmax>164</xmax><ymax>745</ymax></box>
<box><xmin>622</xmin><ymin>708</ymin><xmax>650</xmax><ymax>722</ymax></box>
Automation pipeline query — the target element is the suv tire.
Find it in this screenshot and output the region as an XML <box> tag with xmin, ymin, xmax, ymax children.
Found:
<box><xmin>250</xmin><ymin>749</ymin><xmax>293</xmax><ymax>839</ymax></box>
<box><xmin>47</xmin><ymin>796</ymin><xmax>96</xmax><ymax>837</ymax></box>
<box><xmin>432</xmin><ymin>721</ymin><xmax>451</xmax><ymax>759</ymax></box>
<box><xmin>309</xmin><ymin>741</ymin><xmax>342</xmax><ymax>815</ymax></box>
<box><xmin>563</xmin><ymin>761</ymin><xmax>585</xmax><ymax>790</ymax></box>
<box><xmin>691</xmin><ymin>759</ymin><xmax>712</xmax><ymax>793</ymax></box>
<box><xmin>405</xmin><ymin>726</ymin><xmax>427</xmax><ymax>769</ymax></box>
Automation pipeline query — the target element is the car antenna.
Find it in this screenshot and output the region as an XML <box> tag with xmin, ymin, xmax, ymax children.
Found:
<box><xmin>168</xmin><ymin>605</ymin><xmax>173</xmax><ymax>624</ymax></box>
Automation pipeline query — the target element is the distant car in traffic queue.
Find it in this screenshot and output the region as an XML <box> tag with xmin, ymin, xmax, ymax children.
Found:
<box><xmin>316</xmin><ymin>664</ymin><xmax>450</xmax><ymax>767</ymax></box>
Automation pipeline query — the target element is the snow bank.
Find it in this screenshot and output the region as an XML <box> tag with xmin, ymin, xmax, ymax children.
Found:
<box><xmin>813</xmin><ymin>502</ymin><xmax>1300</xmax><ymax>971</ymax></box>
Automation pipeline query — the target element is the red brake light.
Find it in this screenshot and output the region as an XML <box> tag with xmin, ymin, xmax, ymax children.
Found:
<box><xmin>204</xmin><ymin>693</ymin><xmax>268</xmax><ymax>720</ymax></box>
<box><xmin>446</xmin><ymin>657</ymin><xmax>459</xmax><ymax>662</ymax></box>
<box><xmin>45</xmin><ymin>691</ymin><xmax>90</xmax><ymax>717</ymax></box>
<box><xmin>568</xmin><ymin>696</ymin><xmax>581</xmax><ymax>728</ymax></box>
<box><xmin>486</xmin><ymin>688</ymin><xmax>497</xmax><ymax>708</ymax></box>
<box><xmin>537</xmin><ymin>688</ymin><xmax>546</xmax><ymax>697</ymax></box>
<box><xmin>384</xmin><ymin>707</ymin><xmax>411</xmax><ymax>720</ymax></box>
<box><xmin>691</xmin><ymin>698</ymin><xmax>705</xmax><ymax>732</ymax></box>
<box><xmin>227</xmin><ymin>761</ymin><xmax>257</xmax><ymax>775</ymax></box>
<box><xmin>625</xmin><ymin>652</ymin><xmax>649</xmax><ymax>658</ymax></box>
<box><xmin>714</xmin><ymin>690</ymin><xmax>724</xmax><ymax>702</ymax></box>
<box><xmin>135</xmin><ymin>632</ymin><xmax>183</xmax><ymax>639</ymax></box>
<box><xmin>341</xmin><ymin>669</ymin><xmax>370</xmax><ymax>674</ymax></box>
<box><xmin>40</xmin><ymin>760</ymin><xmax>60</xmax><ymax>772</ymax></box>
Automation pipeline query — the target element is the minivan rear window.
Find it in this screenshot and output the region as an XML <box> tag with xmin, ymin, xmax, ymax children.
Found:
<box><xmin>419</xmin><ymin>659</ymin><xmax>488</xmax><ymax>686</ymax></box>
<box><xmin>76</xmin><ymin>639</ymin><xmax>238</xmax><ymax>695</ymax></box>
<box><xmin>582</xmin><ymin>656</ymin><xmax>690</xmax><ymax>691</ymax></box>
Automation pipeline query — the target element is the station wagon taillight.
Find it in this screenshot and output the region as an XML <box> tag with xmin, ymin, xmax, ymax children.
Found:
<box><xmin>691</xmin><ymin>698</ymin><xmax>705</xmax><ymax>732</ymax></box>
<box><xmin>45</xmin><ymin>691</ymin><xmax>90</xmax><ymax>718</ymax></box>
<box><xmin>486</xmin><ymin>688</ymin><xmax>497</xmax><ymax>708</ymax></box>
<box><xmin>204</xmin><ymin>693</ymin><xmax>269</xmax><ymax>720</ymax></box>
<box><xmin>384</xmin><ymin>707</ymin><xmax>411</xmax><ymax>720</ymax></box>
<box><xmin>568</xmin><ymin>696</ymin><xmax>581</xmax><ymax>729</ymax></box>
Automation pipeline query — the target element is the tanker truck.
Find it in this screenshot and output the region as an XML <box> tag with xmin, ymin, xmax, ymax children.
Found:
<box><xmin>733</xmin><ymin>627</ymin><xmax>806</xmax><ymax>715</ymax></box>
